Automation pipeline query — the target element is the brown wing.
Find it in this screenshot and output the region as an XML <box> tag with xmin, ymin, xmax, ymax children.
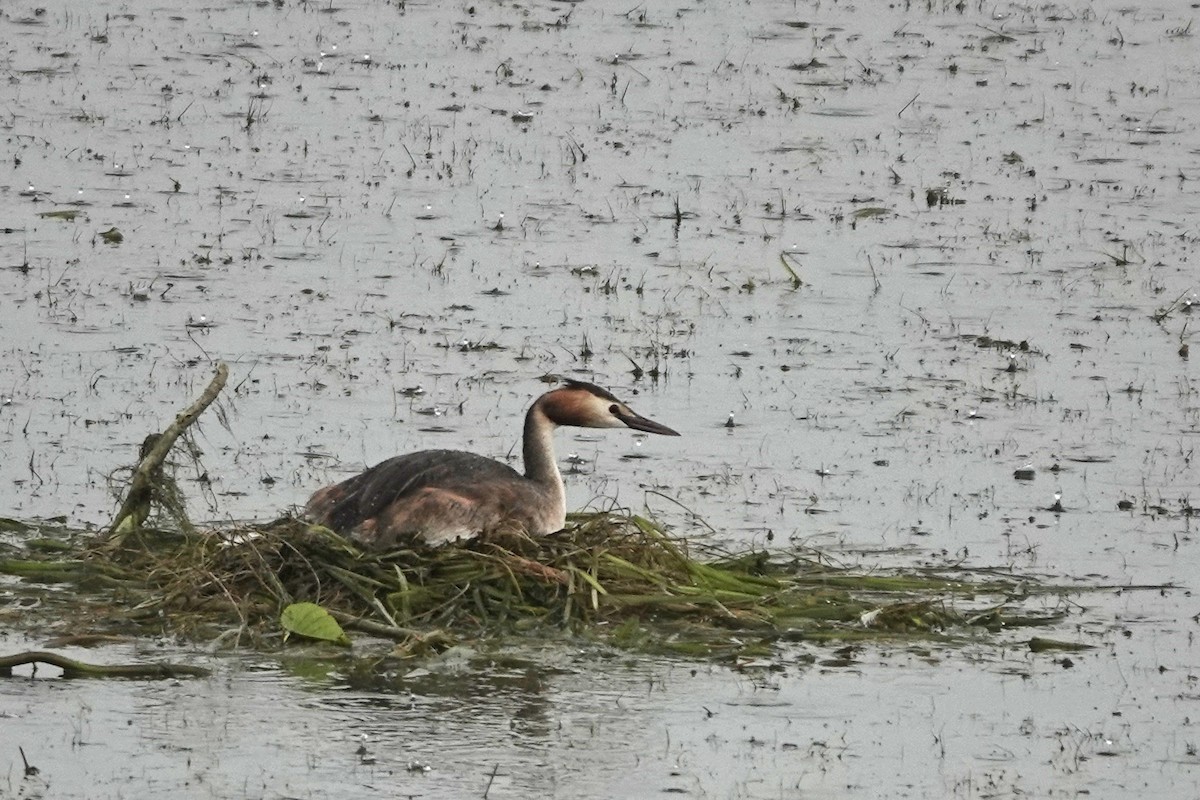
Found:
<box><xmin>306</xmin><ymin>449</ymin><xmax>530</xmax><ymax>545</ymax></box>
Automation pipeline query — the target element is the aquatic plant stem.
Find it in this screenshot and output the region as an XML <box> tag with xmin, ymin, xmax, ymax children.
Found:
<box><xmin>0</xmin><ymin>650</ymin><xmax>210</xmax><ymax>679</ymax></box>
<box><xmin>107</xmin><ymin>362</ymin><xmax>229</xmax><ymax>542</ymax></box>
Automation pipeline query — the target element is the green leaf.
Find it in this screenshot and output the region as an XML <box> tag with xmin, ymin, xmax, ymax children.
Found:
<box><xmin>39</xmin><ymin>209</ymin><xmax>82</xmax><ymax>221</ymax></box>
<box><xmin>1028</xmin><ymin>636</ymin><xmax>1094</xmax><ymax>653</ymax></box>
<box><xmin>852</xmin><ymin>206</ymin><xmax>890</xmax><ymax>220</ymax></box>
<box><xmin>280</xmin><ymin>602</ymin><xmax>350</xmax><ymax>646</ymax></box>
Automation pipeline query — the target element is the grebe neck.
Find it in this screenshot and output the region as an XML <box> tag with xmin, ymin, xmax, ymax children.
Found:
<box><xmin>523</xmin><ymin>402</ymin><xmax>563</xmax><ymax>493</ymax></box>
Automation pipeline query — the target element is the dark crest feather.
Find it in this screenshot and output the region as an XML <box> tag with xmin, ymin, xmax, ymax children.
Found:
<box><xmin>561</xmin><ymin>378</ymin><xmax>620</xmax><ymax>403</ymax></box>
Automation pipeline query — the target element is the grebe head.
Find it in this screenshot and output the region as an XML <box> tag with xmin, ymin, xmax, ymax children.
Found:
<box><xmin>540</xmin><ymin>379</ymin><xmax>680</xmax><ymax>436</ymax></box>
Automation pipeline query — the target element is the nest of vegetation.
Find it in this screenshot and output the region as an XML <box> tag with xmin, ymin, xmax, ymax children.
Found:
<box><xmin>78</xmin><ymin>511</ymin><xmax>1066</xmax><ymax>659</ymax></box>
<box><xmin>0</xmin><ymin>367</ymin><xmax>1086</xmax><ymax>663</ymax></box>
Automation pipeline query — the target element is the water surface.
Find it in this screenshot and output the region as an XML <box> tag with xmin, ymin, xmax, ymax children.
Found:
<box><xmin>2</xmin><ymin>0</ymin><xmax>1198</xmax><ymax>796</ymax></box>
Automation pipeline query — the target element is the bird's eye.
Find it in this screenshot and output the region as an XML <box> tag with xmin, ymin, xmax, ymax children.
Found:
<box><xmin>609</xmin><ymin>404</ymin><xmax>619</xmax><ymax>415</ymax></box>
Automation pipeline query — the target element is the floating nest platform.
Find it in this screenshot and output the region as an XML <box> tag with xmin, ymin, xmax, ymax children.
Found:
<box><xmin>59</xmin><ymin>511</ymin><xmax>1067</xmax><ymax>659</ymax></box>
<box><xmin>0</xmin><ymin>364</ymin><xmax>1092</xmax><ymax>664</ymax></box>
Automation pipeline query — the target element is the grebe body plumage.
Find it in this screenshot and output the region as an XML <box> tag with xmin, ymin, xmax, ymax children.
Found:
<box><xmin>305</xmin><ymin>380</ymin><xmax>678</xmax><ymax>549</ymax></box>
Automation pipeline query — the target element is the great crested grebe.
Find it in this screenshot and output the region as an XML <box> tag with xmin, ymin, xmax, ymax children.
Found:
<box><xmin>306</xmin><ymin>380</ymin><xmax>679</xmax><ymax>549</ymax></box>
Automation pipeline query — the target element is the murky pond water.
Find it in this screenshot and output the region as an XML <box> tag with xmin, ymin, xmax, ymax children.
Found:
<box><xmin>5</xmin><ymin>629</ymin><xmax>1195</xmax><ymax>799</ymax></box>
<box><xmin>2</xmin><ymin>0</ymin><xmax>1199</xmax><ymax>796</ymax></box>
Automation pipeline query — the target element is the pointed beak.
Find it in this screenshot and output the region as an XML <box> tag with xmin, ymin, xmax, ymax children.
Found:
<box><xmin>616</xmin><ymin>409</ymin><xmax>680</xmax><ymax>436</ymax></box>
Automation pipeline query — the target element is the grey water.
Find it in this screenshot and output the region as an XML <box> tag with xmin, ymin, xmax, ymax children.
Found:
<box><xmin>2</xmin><ymin>0</ymin><xmax>1198</xmax><ymax>796</ymax></box>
